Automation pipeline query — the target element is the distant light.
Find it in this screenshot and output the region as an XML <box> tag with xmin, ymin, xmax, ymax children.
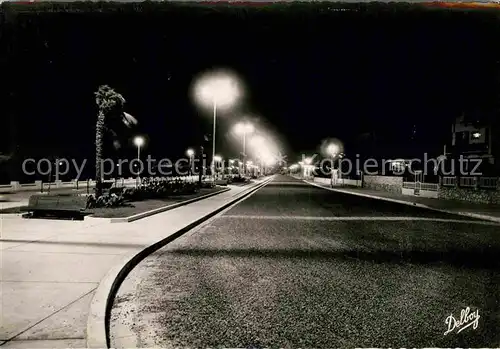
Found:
<box><xmin>305</xmin><ymin>157</ymin><xmax>312</xmax><ymax>165</ymax></box>
<box><xmin>472</xmin><ymin>132</ymin><xmax>481</xmax><ymax>138</ymax></box>
<box><xmin>186</xmin><ymin>148</ymin><xmax>194</xmax><ymax>157</ymax></box>
<box><xmin>326</xmin><ymin>144</ymin><xmax>339</xmax><ymax>156</ymax></box>
<box><xmin>192</xmin><ymin>69</ymin><xmax>243</xmax><ymax>111</ymax></box>
<box><xmin>234</xmin><ymin>122</ymin><xmax>254</xmax><ymax>135</ymax></box>
<box><xmin>134</xmin><ymin>136</ymin><xmax>145</xmax><ymax>147</ymax></box>
<box><xmin>214</xmin><ymin>155</ymin><xmax>222</xmax><ymax>162</ymax></box>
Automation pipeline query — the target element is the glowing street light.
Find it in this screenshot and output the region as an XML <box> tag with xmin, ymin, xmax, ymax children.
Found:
<box><xmin>192</xmin><ymin>69</ymin><xmax>243</xmax><ymax>179</ymax></box>
<box><xmin>327</xmin><ymin>144</ymin><xmax>339</xmax><ymax>157</ymax></box>
<box><xmin>186</xmin><ymin>148</ymin><xmax>195</xmax><ymax>175</ymax></box>
<box><xmin>133</xmin><ymin>136</ymin><xmax>145</xmax><ymax>185</ymax></box>
<box><xmin>133</xmin><ymin>136</ymin><xmax>145</xmax><ymax>161</ymax></box>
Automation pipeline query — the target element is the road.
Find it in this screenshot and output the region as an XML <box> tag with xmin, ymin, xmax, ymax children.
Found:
<box><xmin>110</xmin><ymin>175</ymin><xmax>500</xmax><ymax>348</ymax></box>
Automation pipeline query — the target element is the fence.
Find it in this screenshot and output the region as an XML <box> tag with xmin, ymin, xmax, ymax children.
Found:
<box><xmin>402</xmin><ymin>181</ymin><xmax>439</xmax><ymax>198</ymax></box>
<box><xmin>0</xmin><ymin>175</ymin><xmax>200</xmax><ymax>193</ymax></box>
<box><xmin>402</xmin><ymin>182</ymin><xmax>439</xmax><ymax>191</ymax></box>
<box><xmin>440</xmin><ymin>176</ymin><xmax>498</xmax><ymax>189</ymax></box>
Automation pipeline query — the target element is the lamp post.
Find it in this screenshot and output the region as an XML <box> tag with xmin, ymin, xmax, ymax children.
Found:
<box><xmin>192</xmin><ymin>69</ymin><xmax>242</xmax><ymax>181</ymax></box>
<box><xmin>134</xmin><ymin>136</ymin><xmax>144</xmax><ymax>162</ymax></box>
<box><xmin>234</xmin><ymin>122</ymin><xmax>254</xmax><ymax>176</ymax></box>
<box><xmin>186</xmin><ymin>148</ymin><xmax>194</xmax><ymax>177</ymax></box>
<box><xmin>133</xmin><ymin>136</ymin><xmax>145</xmax><ymax>185</ymax></box>
<box><xmin>326</xmin><ymin>143</ymin><xmax>338</xmax><ymax>186</ymax></box>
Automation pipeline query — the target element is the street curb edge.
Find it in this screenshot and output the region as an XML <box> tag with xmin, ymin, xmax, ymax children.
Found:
<box><xmin>108</xmin><ymin>187</ymin><xmax>231</xmax><ymax>223</ymax></box>
<box><xmin>86</xmin><ymin>176</ymin><xmax>274</xmax><ymax>349</ymax></box>
<box><xmin>305</xmin><ymin>180</ymin><xmax>500</xmax><ymax>224</ymax></box>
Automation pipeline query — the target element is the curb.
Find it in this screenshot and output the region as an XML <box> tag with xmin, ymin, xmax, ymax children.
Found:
<box><xmin>86</xmin><ymin>176</ymin><xmax>274</xmax><ymax>348</ymax></box>
<box><xmin>306</xmin><ymin>180</ymin><xmax>500</xmax><ymax>224</ymax></box>
<box><xmin>107</xmin><ymin>187</ymin><xmax>231</xmax><ymax>223</ymax></box>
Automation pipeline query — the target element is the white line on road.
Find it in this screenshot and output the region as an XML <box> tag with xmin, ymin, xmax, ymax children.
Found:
<box><xmin>220</xmin><ymin>215</ymin><xmax>500</xmax><ymax>226</ymax></box>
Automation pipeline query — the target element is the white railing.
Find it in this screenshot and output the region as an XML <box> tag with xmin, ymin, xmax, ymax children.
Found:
<box><xmin>314</xmin><ymin>177</ymin><xmax>331</xmax><ymax>185</ymax></box>
<box><xmin>403</xmin><ymin>182</ymin><xmax>438</xmax><ymax>191</ymax></box>
<box><xmin>441</xmin><ymin>177</ymin><xmax>456</xmax><ymax>187</ymax></box>
<box><xmin>337</xmin><ymin>178</ymin><xmax>362</xmax><ymax>187</ymax></box>
<box><xmin>480</xmin><ymin>177</ymin><xmax>498</xmax><ymax>189</ymax></box>
<box><xmin>403</xmin><ymin>182</ymin><xmax>415</xmax><ymax>189</ymax></box>
<box><xmin>441</xmin><ymin>176</ymin><xmax>498</xmax><ymax>189</ymax></box>
<box><xmin>460</xmin><ymin>177</ymin><xmax>476</xmax><ymax>187</ymax></box>
<box><xmin>421</xmin><ymin>182</ymin><xmax>439</xmax><ymax>191</ymax></box>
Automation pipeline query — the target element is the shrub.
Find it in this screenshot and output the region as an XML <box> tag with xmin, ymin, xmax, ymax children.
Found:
<box><xmin>131</xmin><ymin>177</ymin><xmax>201</xmax><ymax>199</ymax></box>
<box><xmin>86</xmin><ymin>192</ymin><xmax>126</xmax><ymax>208</ymax></box>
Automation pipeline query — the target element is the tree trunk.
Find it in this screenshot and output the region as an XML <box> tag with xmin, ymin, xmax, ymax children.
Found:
<box><xmin>95</xmin><ymin>111</ymin><xmax>105</xmax><ymax>197</ymax></box>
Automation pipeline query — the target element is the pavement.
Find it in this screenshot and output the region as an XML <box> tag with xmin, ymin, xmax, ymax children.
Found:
<box><xmin>0</xmin><ymin>178</ymin><xmax>268</xmax><ymax>348</ymax></box>
<box><xmin>110</xmin><ymin>174</ymin><xmax>500</xmax><ymax>348</ymax></box>
<box><xmin>307</xmin><ymin>180</ymin><xmax>500</xmax><ymax>222</ymax></box>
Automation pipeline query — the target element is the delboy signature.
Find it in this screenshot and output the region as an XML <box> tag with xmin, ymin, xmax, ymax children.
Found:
<box><xmin>444</xmin><ymin>307</ymin><xmax>480</xmax><ymax>335</ymax></box>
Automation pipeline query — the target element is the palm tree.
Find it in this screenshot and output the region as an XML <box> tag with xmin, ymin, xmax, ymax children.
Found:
<box><xmin>94</xmin><ymin>85</ymin><xmax>137</xmax><ymax>197</ymax></box>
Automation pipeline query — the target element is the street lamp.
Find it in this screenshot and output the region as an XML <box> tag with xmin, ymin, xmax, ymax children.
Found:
<box><xmin>133</xmin><ymin>136</ymin><xmax>145</xmax><ymax>161</ymax></box>
<box><xmin>192</xmin><ymin>69</ymin><xmax>242</xmax><ymax>180</ymax></box>
<box><xmin>186</xmin><ymin>148</ymin><xmax>195</xmax><ymax>176</ymax></box>
<box><xmin>324</xmin><ymin>141</ymin><xmax>344</xmax><ymax>186</ymax></box>
<box><xmin>133</xmin><ymin>136</ymin><xmax>145</xmax><ymax>185</ymax></box>
<box><xmin>234</xmin><ymin>122</ymin><xmax>254</xmax><ymax>175</ymax></box>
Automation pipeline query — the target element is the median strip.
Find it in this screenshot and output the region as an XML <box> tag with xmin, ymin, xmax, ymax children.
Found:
<box><xmin>107</xmin><ymin>187</ymin><xmax>231</xmax><ymax>223</ymax></box>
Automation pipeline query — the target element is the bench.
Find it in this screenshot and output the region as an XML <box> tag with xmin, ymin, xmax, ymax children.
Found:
<box><xmin>23</xmin><ymin>194</ymin><xmax>89</xmax><ymax>219</ymax></box>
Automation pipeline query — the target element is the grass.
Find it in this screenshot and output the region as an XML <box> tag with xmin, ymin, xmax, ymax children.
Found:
<box><xmin>89</xmin><ymin>186</ymin><xmax>227</xmax><ymax>218</ymax></box>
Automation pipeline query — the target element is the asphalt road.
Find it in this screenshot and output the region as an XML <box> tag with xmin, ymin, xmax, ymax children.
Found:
<box><xmin>110</xmin><ymin>175</ymin><xmax>500</xmax><ymax>348</ymax></box>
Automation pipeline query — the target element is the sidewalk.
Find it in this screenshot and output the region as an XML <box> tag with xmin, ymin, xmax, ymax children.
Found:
<box><xmin>0</xmin><ymin>178</ymin><xmax>270</xmax><ymax>348</ymax></box>
<box><xmin>307</xmin><ymin>180</ymin><xmax>500</xmax><ymax>223</ymax></box>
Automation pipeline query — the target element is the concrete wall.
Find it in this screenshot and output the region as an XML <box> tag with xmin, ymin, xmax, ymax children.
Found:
<box><xmin>438</xmin><ymin>186</ymin><xmax>500</xmax><ymax>204</ymax></box>
<box><xmin>313</xmin><ymin>177</ymin><xmax>362</xmax><ymax>187</ymax></box>
<box><xmin>364</xmin><ymin>175</ymin><xmax>403</xmax><ymax>194</ymax></box>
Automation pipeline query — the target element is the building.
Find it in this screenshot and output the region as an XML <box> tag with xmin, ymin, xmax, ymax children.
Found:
<box><xmin>443</xmin><ymin>114</ymin><xmax>498</xmax><ymax>176</ymax></box>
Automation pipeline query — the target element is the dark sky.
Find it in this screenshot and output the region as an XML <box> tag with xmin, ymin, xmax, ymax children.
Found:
<box><xmin>2</xmin><ymin>3</ymin><xmax>500</xmax><ymax>179</ymax></box>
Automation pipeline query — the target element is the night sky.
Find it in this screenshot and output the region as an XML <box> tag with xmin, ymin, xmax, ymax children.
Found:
<box><xmin>1</xmin><ymin>3</ymin><xmax>500</xmax><ymax>180</ymax></box>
